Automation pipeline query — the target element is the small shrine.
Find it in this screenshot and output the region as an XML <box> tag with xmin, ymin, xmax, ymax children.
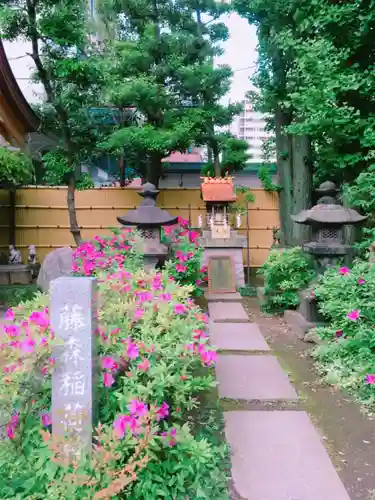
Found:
<box><xmin>117</xmin><ymin>182</ymin><xmax>178</xmax><ymax>269</ymax></box>
<box><xmin>285</xmin><ymin>181</ymin><xmax>367</xmax><ymax>340</ymax></box>
<box><xmin>199</xmin><ymin>175</ymin><xmax>246</xmax><ymax>296</ymax></box>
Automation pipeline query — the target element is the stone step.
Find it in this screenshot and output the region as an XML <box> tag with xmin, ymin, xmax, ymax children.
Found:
<box><xmin>206</xmin><ymin>292</ymin><xmax>243</xmax><ymax>302</ymax></box>
<box><xmin>225</xmin><ymin>411</ymin><xmax>350</xmax><ymax>500</ymax></box>
<box><xmin>211</xmin><ymin>322</ymin><xmax>270</xmax><ymax>352</ymax></box>
<box><xmin>216</xmin><ymin>355</ymin><xmax>298</xmax><ymax>401</ymax></box>
<box><xmin>208</xmin><ymin>302</ymin><xmax>249</xmax><ymax>323</ymax></box>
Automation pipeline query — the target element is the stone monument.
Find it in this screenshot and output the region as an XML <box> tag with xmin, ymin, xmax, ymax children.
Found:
<box><xmin>284</xmin><ymin>181</ymin><xmax>367</xmax><ymax>340</ymax></box>
<box><xmin>199</xmin><ymin>175</ymin><xmax>246</xmax><ymax>300</ymax></box>
<box><xmin>50</xmin><ymin>277</ymin><xmax>98</xmax><ymax>462</ymax></box>
<box><xmin>117</xmin><ymin>182</ymin><xmax>178</xmax><ymax>269</ymax></box>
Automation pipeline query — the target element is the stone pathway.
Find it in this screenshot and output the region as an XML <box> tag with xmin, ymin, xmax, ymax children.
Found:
<box><xmin>208</xmin><ymin>299</ymin><xmax>351</xmax><ymax>500</ymax></box>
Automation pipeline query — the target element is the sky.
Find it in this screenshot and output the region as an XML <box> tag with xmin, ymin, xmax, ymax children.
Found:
<box><xmin>4</xmin><ymin>12</ymin><xmax>258</xmax><ymax>105</ymax></box>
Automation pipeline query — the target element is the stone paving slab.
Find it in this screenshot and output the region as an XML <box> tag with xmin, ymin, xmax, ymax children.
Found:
<box><xmin>211</xmin><ymin>322</ymin><xmax>270</xmax><ymax>351</ymax></box>
<box><xmin>216</xmin><ymin>355</ymin><xmax>298</xmax><ymax>400</ymax></box>
<box><xmin>224</xmin><ymin>411</ymin><xmax>350</xmax><ymax>500</ymax></box>
<box><xmin>208</xmin><ymin>302</ymin><xmax>248</xmax><ymax>322</ymax></box>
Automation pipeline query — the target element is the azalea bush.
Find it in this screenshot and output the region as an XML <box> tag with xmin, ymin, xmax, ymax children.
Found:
<box><xmin>258</xmin><ymin>247</ymin><xmax>315</xmax><ymax>314</ymax></box>
<box><xmin>163</xmin><ymin>217</ymin><xmax>208</xmax><ymax>296</ymax></box>
<box><xmin>0</xmin><ymin>233</ymin><xmax>228</xmax><ymax>498</ymax></box>
<box><xmin>313</xmin><ymin>261</ymin><xmax>375</xmax><ymax>410</ymax></box>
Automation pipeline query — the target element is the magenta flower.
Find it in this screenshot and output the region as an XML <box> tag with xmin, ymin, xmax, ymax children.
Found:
<box><xmin>126</xmin><ymin>340</ymin><xmax>139</xmax><ymax>359</ymax></box>
<box><xmin>176</xmin><ymin>263</ymin><xmax>187</xmax><ymax>273</ymax></box>
<box><xmin>4</xmin><ymin>324</ymin><xmax>19</xmax><ymax>337</ymax></box>
<box><xmin>159</xmin><ymin>293</ymin><xmax>172</xmax><ymax>301</ymax></box>
<box><xmin>6</xmin><ymin>414</ymin><xmax>19</xmax><ymax>440</ymax></box>
<box><xmin>365</xmin><ymin>374</ymin><xmax>375</xmax><ymax>385</ymax></box>
<box><xmin>163</xmin><ymin>427</ymin><xmax>177</xmax><ymax>447</ymax></box>
<box><xmin>29</xmin><ymin>311</ymin><xmax>49</xmax><ymax>329</ymax></box>
<box><xmin>101</xmin><ymin>356</ymin><xmax>118</xmax><ymax>371</ymax></box>
<box><xmin>195</xmin><ymin>279</ymin><xmax>202</xmax><ymax>285</ymax></box>
<box><xmin>103</xmin><ymin>372</ymin><xmax>115</xmax><ymax>388</ymax></box>
<box><xmin>193</xmin><ymin>329</ymin><xmax>208</xmax><ymax>339</ymax></box>
<box><xmin>134</xmin><ymin>308</ymin><xmax>145</xmax><ymax>321</ymax></box>
<box><xmin>335</xmin><ymin>330</ymin><xmax>344</xmax><ymax>338</ymax></box>
<box><xmin>41</xmin><ymin>412</ymin><xmax>52</xmax><ymax>427</ymax></box>
<box><xmin>136</xmin><ymin>291</ymin><xmax>153</xmax><ymax>302</ymax></box>
<box><xmin>113</xmin><ymin>414</ymin><xmax>138</xmax><ymax>438</ymax></box>
<box><xmin>201</xmin><ymin>349</ymin><xmax>217</xmax><ymax>367</ymax></box>
<box><xmin>174</xmin><ymin>304</ymin><xmax>187</xmax><ymax>315</ymax></box>
<box><xmin>151</xmin><ymin>275</ymin><xmax>162</xmax><ymax>291</ymax></box>
<box><xmin>4</xmin><ymin>308</ymin><xmax>15</xmax><ymax>321</ymax></box>
<box><xmin>178</xmin><ymin>217</ymin><xmax>188</xmax><ymax>227</ymax></box>
<box><xmin>358</xmin><ymin>278</ymin><xmax>366</xmax><ymax>285</ymax></box>
<box><xmin>156</xmin><ymin>402</ymin><xmax>169</xmax><ymax>421</ymax></box>
<box><xmin>20</xmin><ymin>337</ymin><xmax>36</xmax><ymax>353</ymax></box>
<box><xmin>347</xmin><ymin>310</ymin><xmax>360</xmax><ymax>321</ymax></box>
<box><xmin>339</xmin><ymin>266</ymin><xmax>350</xmax><ymax>275</ymax></box>
<box><xmin>137</xmin><ymin>358</ymin><xmax>150</xmax><ymax>372</ymax></box>
<box><xmin>128</xmin><ymin>399</ymin><xmax>148</xmax><ymax>417</ymax></box>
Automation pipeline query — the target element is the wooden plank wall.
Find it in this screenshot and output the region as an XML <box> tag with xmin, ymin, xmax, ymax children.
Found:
<box><xmin>0</xmin><ymin>187</ymin><xmax>279</xmax><ymax>268</ymax></box>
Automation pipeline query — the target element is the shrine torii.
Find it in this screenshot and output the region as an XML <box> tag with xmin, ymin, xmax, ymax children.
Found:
<box><xmin>0</xmin><ymin>38</ymin><xmax>39</xmax><ymax>147</ymax></box>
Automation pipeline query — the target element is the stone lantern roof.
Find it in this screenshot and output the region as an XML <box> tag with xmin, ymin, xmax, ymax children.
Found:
<box><xmin>291</xmin><ymin>204</ymin><xmax>367</xmax><ymax>226</ymax></box>
<box><xmin>201</xmin><ymin>176</ymin><xmax>237</xmax><ymax>203</ymax></box>
<box><xmin>117</xmin><ymin>182</ymin><xmax>178</xmax><ymax>228</ymax></box>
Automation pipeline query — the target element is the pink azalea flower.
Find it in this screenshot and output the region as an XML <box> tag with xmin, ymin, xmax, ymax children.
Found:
<box><xmin>347</xmin><ymin>310</ymin><xmax>360</xmax><ymax>321</ymax></box>
<box><xmin>128</xmin><ymin>399</ymin><xmax>148</xmax><ymax>417</ymax></box>
<box><xmin>4</xmin><ymin>324</ymin><xmax>19</xmax><ymax>337</ymax></box>
<box><xmin>136</xmin><ymin>291</ymin><xmax>153</xmax><ymax>302</ymax></box>
<box><xmin>151</xmin><ymin>275</ymin><xmax>162</xmax><ymax>291</ymax></box>
<box><xmin>339</xmin><ymin>266</ymin><xmax>350</xmax><ymax>275</ymax></box>
<box><xmin>335</xmin><ymin>330</ymin><xmax>344</xmax><ymax>338</ymax></box>
<box><xmin>20</xmin><ymin>337</ymin><xmax>36</xmax><ymax>353</ymax></box>
<box><xmin>365</xmin><ymin>374</ymin><xmax>375</xmax><ymax>385</ymax></box>
<box><xmin>5</xmin><ymin>308</ymin><xmax>15</xmax><ymax>321</ymax></box>
<box><xmin>159</xmin><ymin>293</ymin><xmax>172</xmax><ymax>301</ymax></box>
<box><xmin>6</xmin><ymin>414</ymin><xmax>19</xmax><ymax>440</ymax></box>
<box><xmin>178</xmin><ymin>216</ymin><xmax>188</xmax><ymax>227</ymax></box>
<box><xmin>201</xmin><ymin>349</ymin><xmax>217</xmax><ymax>367</ymax></box>
<box><xmin>193</xmin><ymin>329</ymin><xmax>208</xmax><ymax>339</ymax></box>
<box><xmin>137</xmin><ymin>358</ymin><xmax>150</xmax><ymax>372</ymax></box>
<box><xmin>103</xmin><ymin>372</ymin><xmax>115</xmax><ymax>387</ymax></box>
<box><xmin>195</xmin><ymin>279</ymin><xmax>202</xmax><ymax>285</ymax></box>
<box><xmin>41</xmin><ymin>412</ymin><xmax>52</xmax><ymax>427</ymax></box>
<box><xmin>101</xmin><ymin>356</ymin><xmax>118</xmax><ymax>371</ymax></box>
<box><xmin>134</xmin><ymin>308</ymin><xmax>145</xmax><ymax>321</ymax></box>
<box><xmin>176</xmin><ymin>263</ymin><xmax>187</xmax><ymax>273</ymax></box>
<box><xmin>156</xmin><ymin>402</ymin><xmax>169</xmax><ymax>421</ymax></box>
<box><xmin>29</xmin><ymin>311</ymin><xmax>49</xmax><ymax>329</ymax></box>
<box><xmin>126</xmin><ymin>340</ymin><xmax>139</xmax><ymax>359</ymax></box>
<box><xmin>174</xmin><ymin>304</ymin><xmax>187</xmax><ymax>315</ymax></box>
<box><xmin>113</xmin><ymin>414</ymin><xmax>138</xmax><ymax>438</ymax></box>
<box><xmin>358</xmin><ymin>278</ymin><xmax>366</xmax><ymax>285</ymax></box>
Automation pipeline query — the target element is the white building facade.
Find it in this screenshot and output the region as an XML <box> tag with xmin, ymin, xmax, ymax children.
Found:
<box><xmin>235</xmin><ymin>99</ymin><xmax>275</xmax><ymax>163</ymax></box>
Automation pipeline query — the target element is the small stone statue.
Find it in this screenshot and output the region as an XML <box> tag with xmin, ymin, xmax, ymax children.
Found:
<box><xmin>9</xmin><ymin>245</ymin><xmax>22</xmax><ymax>264</ymax></box>
<box><xmin>28</xmin><ymin>245</ymin><xmax>38</xmax><ymax>265</ymax></box>
<box><xmin>271</xmin><ymin>227</ymin><xmax>281</xmax><ymax>248</ymax></box>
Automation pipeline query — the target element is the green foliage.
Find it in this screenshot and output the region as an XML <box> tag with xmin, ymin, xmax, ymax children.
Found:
<box><xmin>0</xmin><ymin>148</ymin><xmax>34</xmax><ymax>186</ymax></box>
<box><xmin>239</xmin><ymin>285</ymin><xmax>257</xmax><ymax>297</ymax></box>
<box><xmin>258</xmin><ymin>247</ymin><xmax>315</xmax><ymax>314</ymax></box>
<box><xmin>0</xmin><ymin>285</ymin><xmax>38</xmax><ymax>308</ymax></box>
<box><xmin>0</xmin><ymin>231</ymin><xmax>227</xmax><ymax>498</ymax></box>
<box><xmin>258</xmin><ymin>166</ymin><xmax>281</xmax><ymax>192</ymax></box>
<box><xmin>313</xmin><ymin>261</ymin><xmax>375</xmax><ymax>410</ymax></box>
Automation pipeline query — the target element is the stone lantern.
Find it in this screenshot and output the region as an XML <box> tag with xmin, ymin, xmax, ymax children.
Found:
<box><xmin>285</xmin><ymin>181</ymin><xmax>367</xmax><ymax>340</ymax></box>
<box><xmin>117</xmin><ymin>182</ymin><xmax>178</xmax><ymax>269</ymax></box>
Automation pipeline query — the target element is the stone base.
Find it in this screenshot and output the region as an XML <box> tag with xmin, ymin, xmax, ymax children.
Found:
<box><xmin>284</xmin><ymin>309</ymin><xmax>325</xmax><ymax>340</ymax></box>
<box><xmin>206</xmin><ymin>292</ymin><xmax>242</xmax><ymax>302</ymax></box>
<box><xmin>0</xmin><ymin>265</ymin><xmax>33</xmax><ymax>285</ymax></box>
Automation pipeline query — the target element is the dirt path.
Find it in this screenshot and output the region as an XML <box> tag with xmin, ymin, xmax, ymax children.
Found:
<box><xmin>243</xmin><ymin>298</ymin><xmax>375</xmax><ymax>500</ymax></box>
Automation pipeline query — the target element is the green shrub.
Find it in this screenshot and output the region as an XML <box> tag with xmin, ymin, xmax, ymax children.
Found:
<box><xmin>313</xmin><ymin>261</ymin><xmax>375</xmax><ymax>409</ymax></box>
<box><xmin>0</xmin><ymin>233</ymin><xmax>227</xmax><ymax>499</ymax></box>
<box><xmin>0</xmin><ymin>285</ymin><xmax>38</xmax><ymax>308</ymax></box>
<box><xmin>258</xmin><ymin>247</ymin><xmax>315</xmax><ymax>314</ymax></box>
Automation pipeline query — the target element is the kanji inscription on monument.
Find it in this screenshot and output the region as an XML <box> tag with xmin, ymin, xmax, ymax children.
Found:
<box><xmin>208</xmin><ymin>255</ymin><xmax>236</xmax><ymax>293</ymax></box>
<box><xmin>50</xmin><ymin>277</ymin><xmax>97</xmax><ymax>462</ymax></box>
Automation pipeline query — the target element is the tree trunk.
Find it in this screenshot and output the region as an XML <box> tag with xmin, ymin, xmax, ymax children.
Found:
<box><xmin>147</xmin><ymin>154</ymin><xmax>162</xmax><ymax>187</ymax></box>
<box><xmin>67</xmin><ymin>175</ymin><xmax>82</xmax><ymax>246</ymax></box>
<box><xmin>291</xmin><ymin>135</ymin><xmax>312</xmax><ymax>245</ymax></box>
<box><xmin>119</xmin><ymin>155</ymin><xmax>125</xmax><ymax>187</ymax></box>
<box><xmin>275</xmin><ymin>105</ymin><xmax>293</xmax><ymax>246</ymax></box>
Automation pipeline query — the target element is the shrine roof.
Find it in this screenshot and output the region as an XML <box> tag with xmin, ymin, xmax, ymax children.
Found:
<box><xmin>201</xmin><ymin>176</ymin><xmax>237</xmax><ymax>202</ymax></box>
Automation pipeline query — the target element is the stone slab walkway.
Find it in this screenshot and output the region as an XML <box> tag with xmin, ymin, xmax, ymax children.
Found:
<box><xmin>211</xmin><ymin>322</ymin><xmax>270</xmax><ymax>352</ymax></box>
<box><xmin>225</xmin><ymin>411</ymin><xmax>350</xmax><ymax>500</ymax></box>
<box><xmin>207</xmin><ymin>296</ymin><xmax>350</xmax><ymax>499</ymax></box>
<box><xmin>216</xmin><ymin>354</ymin><xmax>298</xmax><ymax>400</ymax></box>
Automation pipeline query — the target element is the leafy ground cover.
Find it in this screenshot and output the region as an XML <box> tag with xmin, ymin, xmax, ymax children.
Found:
<box><xmin>0</xmin><ymin>229</ymin><xmax>229</xmax><ymax>499</ymax></box>
<box><xmin>313</xmin><ymin>261</ymin><xmax>375</xmax><ymax>411</ymax></box>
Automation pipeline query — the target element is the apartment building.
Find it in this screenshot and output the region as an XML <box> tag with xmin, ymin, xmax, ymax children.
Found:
<box><xmin>235</xmin><ymin>99</ymin><xmax>274</xmax><ymax>163</ymax></box>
